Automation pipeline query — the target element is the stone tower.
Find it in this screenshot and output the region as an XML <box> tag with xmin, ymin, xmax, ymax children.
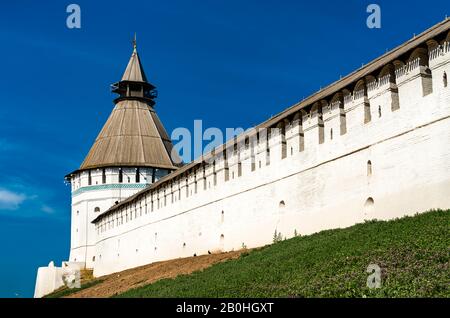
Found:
<box><xmin>65</xmin><ymin>41</ymin><xmax>179</xmax><ymax>269</ymax></box>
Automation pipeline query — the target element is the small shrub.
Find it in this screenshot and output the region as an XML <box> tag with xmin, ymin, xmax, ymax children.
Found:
<box><xmin>273</xmin><ymin>230</ymin><xmax>283</xmax><ymax>244</ymax></box>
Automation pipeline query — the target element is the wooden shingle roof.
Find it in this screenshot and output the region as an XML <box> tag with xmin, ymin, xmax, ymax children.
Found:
<box><xmin>77</xmin><ymin>45</ymin><xmax>179</xmax><ymax>171</ymax></box>
<box><xmin>79</xmin><ymin>99</ymin><xmax>178</xmax><ymax>170</ymax></box>
<box><xmin>121</xmin><ymin>46</ymin><xmax>148</xmax><ymax>83</ymax></box>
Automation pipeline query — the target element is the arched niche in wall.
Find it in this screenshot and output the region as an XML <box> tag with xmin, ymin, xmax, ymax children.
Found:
<box><xmin>293</xmin><ymin>111</ymin><xmax>305</xmax><ymax>152</ymax></box>
<box><xmin>409</xmin><ymin>47</ymin><xmax>433</xmax><ymax>96</ymax></box>
<box><xmin>393</xmin><ymin>59</ymin><xmax>406</xmax><ymax>72</ymax></box>
<box><xmin>354</xmin><ymin>80</ymin><xmax>371</xmax><ymax>123</ymax></box>
<box><xmin>311</xmin><ymin>102</ymin><xmax>325</xmax><ymax>144</ymax></box>
<box><xmin>310</xmin><ymin>102</ymin><xmax>322</xmax><ymax>119</ymax></box>
<box><xmin>408</xmin><ymin>47</ymin><xmax>430</xmax><ymax>67</ymax></box>
<box><xmin>353</xmin><ymin>79</ymin><xmax>367</xmax><ymax>99</ymax></box>
<box><xmin>276</xmin><ymin>121</ymin><xmax>287</xmax><ymax>159</ymax></box>
<box><xmin>364</xmin><ymin>197</ymin><xmax>375</xmax><ymax>215</ymax></box>
<box><xmin>331</xmin><ymin>92</ymin><xmax>347</xmax><ymax>135</ymax></box>
<box><xmin>330</xmin><ymin>92</ymin><xmax>343</xmax><ymax>111</ymax></box>
<box><xmin>365</xmin><ymin>75</ymin><xmax>378</xmax><ymax>93</ymax></box>
<box><xmin>378</xmin><ymin>63</ymin><xmax>400</xmax><ymax>111</ymax></box>
<box><xmin>378</xmin><ymin>64</ymin><xmax>397</xmax><ymax>84</ymax></box>
<box><xmin>293</xmin><ymin>111</ymin><xmax>302</xmax><ymax>126</ymax></box>
<box><xmin>426</xmin><ymin>39</ymin><xmax>440</xmax><ymax>51</ymax></box>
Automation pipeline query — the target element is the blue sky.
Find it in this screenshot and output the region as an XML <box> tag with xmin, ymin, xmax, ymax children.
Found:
<box><xmin>0</xmin><ymin>0</ymin><xmax>448</xmax><ymax>298</ymax></box>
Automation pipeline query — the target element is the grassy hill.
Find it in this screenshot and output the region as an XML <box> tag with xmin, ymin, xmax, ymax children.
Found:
<box><xmin>115</xmin><ymin>210</ymin><xmax>449</xmax><ymax>298</ymax></box>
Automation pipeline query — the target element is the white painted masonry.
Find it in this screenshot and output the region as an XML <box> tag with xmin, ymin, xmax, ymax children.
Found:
<box><xmin>91</xmin><ymin>25</ymin><xmax>450</xmax><ymax>277</ymax></box>
<box><xmin>34</xmin><ymin>20</ymin><xmax>450</xmax><ymax>296</ymax></box>
<box><xmin>69</xmin><ymin>167</ymin><xmax>170</xmax><ymax>268</ymax></box>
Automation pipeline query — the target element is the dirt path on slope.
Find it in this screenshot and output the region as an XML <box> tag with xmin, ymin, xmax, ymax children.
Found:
<box><xmin>65</xmin><ymin>250</ymin><xmax>245</xmax><ymax>298</ymax></box>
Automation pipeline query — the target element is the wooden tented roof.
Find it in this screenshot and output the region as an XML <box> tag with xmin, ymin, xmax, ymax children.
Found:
<box><xmin>77</xmin><ymin>45</ymin><xmax>179</xmax><ymax>171</ymax></box>
<box><xmin>79</xmin><ymin>99</ymin><xmax>178</xmax><ymax>170</ymax></box>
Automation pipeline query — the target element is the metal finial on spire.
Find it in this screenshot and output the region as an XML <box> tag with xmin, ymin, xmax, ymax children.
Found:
<box><xmin>132</xmin><ymin>33</ymin><xmax>137</xmax><ymax>52</ymax></box>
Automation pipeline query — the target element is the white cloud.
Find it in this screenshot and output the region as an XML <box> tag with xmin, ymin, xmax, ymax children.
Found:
<box><xmin>41</xmin><ymin>205</ymin><xmax>55</xmax><ymax>214</ymax></box>
<box><xmin>0</xmin><ymin>189</ymin><xmax>26</xmax><ymax>210</ymax></box>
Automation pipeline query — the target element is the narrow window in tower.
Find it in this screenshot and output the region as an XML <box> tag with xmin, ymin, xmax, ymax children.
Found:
<box><xmin>238</xmin><ymin>162</ymin><xmax>242</xmax><ymax>177</ymax></box>
<box><xmin>102</xmin><ymin>169</ymin><xmax>106</xmax><ymax>184</ymax></box>
<box><xmin>186</xmin><ymin>181</ymin><xmax>189</xmax><ymax>198</ymax></box>
<box><xmin>367</xmin><ymin>160</ymin><xmax>373</xmax><ymax>177</ymax></box>
<box><xmin>378</xmin><ymin>106</ymin><xmax>382</xmax><ymax>118</ymax></box>
<box><xmin>127</xmin><ymin>176</ymin><xmax>130</xmax><ymax>183</ymax></box>
<box><xmin>136</xmin><ymin>168</ymin><xmax>140</xmax><ymax>183</ymax></box>
<box><xmin>330</xmin><ymin>128</ymin><xmax>333</xmax><ymax>140</ymax></box>
<box><xmin>118</xmin><ymin>168</ymin><xmax>123</xmax><ymax>183</ymax></box>
<box><xmin>88</xmin><ymin>170</ymin><xmax>92</xmax><ymax>185</ymax></box>
<box><xmin>364</xmin><ymin>101</ymin><xmax>371</xmax><ymax>124</ymax></box>
<box><xmin>444</xmin><ymin>72</ymin><xmax>448</xmax><ymax>88</ymax></box>
<box><xmin>279</xmin><ymin>123</ymin><xmax>287</xmax><ymax>159</ymax></box>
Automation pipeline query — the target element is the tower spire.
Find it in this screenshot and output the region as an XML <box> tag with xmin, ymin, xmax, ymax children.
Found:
<box><xmin>78</xmin><ymin>40</ymin><xmax>178</xmax><ymax>172</ymax></box>
<box><xmin>132</xmin><ymin>32</ymin><xmax>137</xmax><ymax>53</ymax></box>
<box><xmin>111</xmin><ymin>37</ymin><xmax>157</xmax><ymax>105</ymax></box>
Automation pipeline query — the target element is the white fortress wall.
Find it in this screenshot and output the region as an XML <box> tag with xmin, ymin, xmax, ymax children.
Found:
<box><xmin>92</xmin><ymin>37</ymin><xmax>450</xmax><ymax>277</ymax></box>
<box><xmin>69</xmin><ymin>167</ymin><xmax>170</xmax><ymax>268</ymax></box>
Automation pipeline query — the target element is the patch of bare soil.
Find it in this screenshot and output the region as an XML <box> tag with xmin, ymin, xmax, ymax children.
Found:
<box><xmin>65</xmin><ymin>250</ymin><xmax>244</xmax><ymax>298</ymax></box>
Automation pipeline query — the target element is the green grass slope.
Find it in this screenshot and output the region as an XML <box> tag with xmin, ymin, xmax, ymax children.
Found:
<box><xmin>116</xmin><ymin>210</ymin><xmax>449</xmax><ymax>298</ymax></box>
<box><xmin>44</xmin><ymin>279</ymin><xmax>103</xmax><ymax>298</ymax></box>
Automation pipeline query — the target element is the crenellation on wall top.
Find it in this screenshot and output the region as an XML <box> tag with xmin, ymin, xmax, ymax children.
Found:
<box><xmin>429</xmin><ymin>41</ymin><xmax>450</xmax><ymax>67</ymax></box>
<box><xmin>92</xmin><ymin>22</ymin><xmax>450</xmax><ymax>226</ymax></box>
